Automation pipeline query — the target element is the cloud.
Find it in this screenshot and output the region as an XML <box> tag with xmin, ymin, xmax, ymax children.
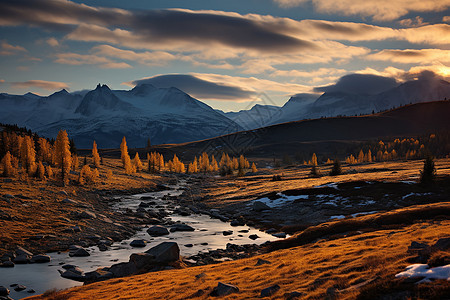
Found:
<box><xmin>399</xmin><ymin>16</ymin><xmax>428</xmax><ymax>28</ymax></box>
<box><xmin>367</xmin><ymin>49</ymin><xmax>450</xmax><ymax>64</ymax></box>
<box><xmin>355</xmin><ymin>65</ymin><xmax>450</xmax><ymax>82</ymax></box>
<box><xmin>271</xmin><ymin>68</ymin><xmax>347</xmax><ymax>78</ymax></box>
<box><xmin>46</xmin><ymin>37</ymin><xmax>59</xmax><ymax>47</ymax></box>
<box><xmin>91</xmin><ymin>45</ymin><xmax>176</xmax><ymax>66</ymax></box>
<box><xmin>11</xmin><ymin>80</ymin><xmax>69</xmax><ymax>91</ymax></box>
<box><xmin>0</xmin><ymin>79</ymin><xmax>5</xmax><ymax>83</ymax></box>
<box><xmin>54</xmin><ymin>52</ymin><xmax>131</xmax><ymax>68</ymax></box>
<box><xmin>130</xmin><ymin>74</ymin><xmax>257</xmax><ymax>102</ymax></box>
<box><xmin>314</xmin><ymin>74</ymin><xmax>398</xmax><ymax>95</ymax></box>
<box><xmin>273</xmin><ymin>0</ymin><xmax>450</xmax><ymax>21</ymax></box>
<box><xmin>0</xmin><ymin>40</ymin><xmax>27</xmax><ymax>55</ymax></box>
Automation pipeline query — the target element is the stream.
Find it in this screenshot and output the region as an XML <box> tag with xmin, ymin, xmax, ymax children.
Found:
<box><xmin>0</xmin><ymin>181</ymin><xmax>283</xmax><ymax>299</ymax></box>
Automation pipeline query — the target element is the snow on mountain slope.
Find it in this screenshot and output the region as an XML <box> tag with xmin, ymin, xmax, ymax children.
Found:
<box><xmin>222</xmin><ymin>104</ymin><xmax>282</xmax><ymax>130</ymax></box>
<box><xmin>1</xmin><ymin>84</ymin><xmax>243</xmax><ymax>148</ymax></box>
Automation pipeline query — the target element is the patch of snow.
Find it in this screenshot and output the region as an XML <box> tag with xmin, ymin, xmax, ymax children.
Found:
<box><xmin>395</xmin><ymin>264</ymin><xmax>450</xmax><ymax>282</ymax></box>
<box><xmin>330</xmin><ymin>215</ymin><xmax>345</xmax><ymax>220</ymax></box>
<box><xmin>359</xmin><ymin>199</ymin><xmax>376</xmax><ymax>206</ymax></box>
<box><xmin>249</xmin><ymin>193</ymin><xmax>307</xmax><ymax>208</ymax></box>
<box><xmin>350</xmin><ymin>211</ymin><xmax>378</xmax><ymax>218</ymax></box>
<box><xmin>314</xmin><ymin>182</ymin><xmax>339</xmax><ymax>190</ymax></box>
<box><xmin>402</xmin><ymin>192</ymin><xmax>433</xmax><ymax>200</ymax></box>
<box><xmin>400</xmin><ymin>180</ymin><xmax>416</xmax><ymax>185</ymax></box>
<box><xmin>354</xmin><ymin>186</ymin><xmax>362</xmax><ymax>189</ymax></box>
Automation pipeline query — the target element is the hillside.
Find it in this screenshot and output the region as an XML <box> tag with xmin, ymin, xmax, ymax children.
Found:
<box><xmin>153</xmin><ymin>100</ymin><xmax>450</xmax><ymax>159</ymax></box>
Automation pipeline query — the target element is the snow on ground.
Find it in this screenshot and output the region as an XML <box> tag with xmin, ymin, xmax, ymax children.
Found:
<box><xmin>250</xmin><ymin>194</ymin><xmax>308</xmax><ymax>208</ymax></box>
<box><xmin>330</xmin><ymin>215</ymin><xmax>345</xmax><ymax>220</ymax></box>
<box><xmin>400</xmin><ymin>180</ymin><xmax>416</xmax><ymax>185</ymax></box>
<box><xmin>314</xmin><ymin>182</ymin><xmax>339</xmax><ymax>190</ymax></box>
<box><xmin>330</xmin><ymin>211</ymin><xmax>378</xmax><ymax>220</ymax></box>
<box><xmin>402</xmin><ymin>192</ymin><xmax>433</xmax><ymax>200</ymax></box>
<box><xmin>395</xmin><ymin>264</ymin><xmax>450</xmax><ymax>283</ymax></box>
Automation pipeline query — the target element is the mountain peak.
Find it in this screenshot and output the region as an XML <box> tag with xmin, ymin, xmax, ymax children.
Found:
<box><xmin>95</xmin><ymin>83</ymin><xmax>111</xmax><ymax>91</ymax></box>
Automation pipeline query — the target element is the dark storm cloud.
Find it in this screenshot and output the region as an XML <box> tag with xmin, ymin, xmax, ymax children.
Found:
<box><xmin>0</xmin><ymin>0</ymin><xmax>317</xmax><ymax>53</ymax></box>
<box><xmin>133</xmin><ymin>74</ymin><xmax>256</xmax><ymax>101</ymax></box>
<box><xmin>314</xmin><ymin>74</ymin><xmax>398</xmax><ymax>95</ymax></box>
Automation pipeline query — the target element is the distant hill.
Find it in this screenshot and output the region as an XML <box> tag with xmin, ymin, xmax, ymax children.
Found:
<box><xmin>154</xmin><ymin>100</ymin><xmax>450</xmax><ymax>159</ymax></box>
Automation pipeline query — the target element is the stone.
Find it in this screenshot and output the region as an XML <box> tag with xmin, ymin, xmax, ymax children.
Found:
<box><xmin>145</xmin><ymin>242</ymin><xmax>180</xmax><ymax>263</ymax></box>
<box><xmin>130</xmin><ymin>240</ymin><xmax>146</xmax><ymax>247</ymax></box>
<box><xmin>27</xmin><ymin>289</ymin><xmax>35</xmax><ymax>293</ymax></box>
<box><xmin>30</xmin><ymin>254</ymin><xmax>51</xmax><ymax>263</ymax></box>
<box><xmin>230</xmin><ymin>220</ymin><xmax>244</xmax><ymax>226</ymax></box>
<box><xmin>61</xmin><ymin>198</ymin><xmax>78</xmax><ymax>205</ymax></box>
<box><xmin>108</xmin><ymin>262</ymin><xmax>137</xmax><ymax>278</ymax></box>
<box><xmin>84</xmin><ymin>268</ymin><xmax>114</xmax><ymax>281</ymax></box>
<box><xmin>223</xmin><ymin>230</ymin><xmax>233</xmax><ymax>236</ymax></box>
<box><xmin>249</xmin><ymin>234</ymin><xmax>259</xmax><ymax>240</ymax></box>
<box><xmin>272</xmin><ymin>232</ymin><xmax>287</xmax><ymax>238</ymax></box>
<box><xmin>211</xmin><ymin>282</ymin><xmax>239</xmax><ymax>297</ymax></box>
<box><xmin>13</xmin><ymin>254</ymin><xmax>29</xmax><ymax>264</ymax></box>
<box><xmin>255</xmin><ymin>258</ymin><xmax>272</xmax><ymax>266</ymax></box>
<box><xmin>408</xmin><ymin>241</ymin><xmax>429</xmax><ymax>251</ymax></box>
<box><xmin>184</xmin><ymin>244</ymin><xmax>193</xmax><ymax>247</ymax></box>
<box><xmin>265</xmin><ymin>228</ymin><xmax>277</xmax><ymax>234</ymax></box>
<box><xmin>3</xmin><ymin>194</ymin><xmax>14</xmax><ymax>199</ymax></box>
<box><xmin>69</xmin><ymin>248</ymin><xmax>90</xmax><ymax>257</ymax></box>
<box><xmin>16</xmin><ymin>247</ymin><xmax>33</xmax><ymax>257</ymax></box>
<box><xmin>0</xmin><ymin>261</ymin><xmax>14</xmax><ymax>268</ymax></box>
<box><xmin>62</xmin><ymin>264</ymin><xmax>78</xmax><ymax>270</ymax></box>
<box><xmin>0</xmin><ymin>286</ymin><xmax>9</xmax><ymax>296</ymax></box>
<box><xmin>60</xmin><ymin>269</ymin><xmax>86</xmax><ymax>282</ymax></box>
<box><xmin>170</xmin><ymin>223</ymin><xmax>195</xmax><ymax>232</ymax></box>
<box><xmin>433</xmin><ymin>237</ymin><xmax>450</xmax><ymax>251</ymax></box>
<box><xmin>252</xmin><ymin>201</ymin><xmax>270</xmax><ymax>211</ymax></box>
<box><xmin>98</xmin><ymin>244</ymin><xmax>108</xmax><ymax>251</ymax></box>
<box><xmin>14</xmin><ymin>285</ymin><xmax>26</xmax><ymax>292</ymax></box>
<box><xmin>261</xmin><ymin>284</ymin><xmax>280</xmax><ymax>297</ymax></box>
<box><xmin>147</xmin><ymin>225</ymin><xmax>170</xmax><ymax>236</ymax></box>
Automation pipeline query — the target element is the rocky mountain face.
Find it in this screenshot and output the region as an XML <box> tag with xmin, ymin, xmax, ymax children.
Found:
<box><xmin>0</xmin><ymin>84</ymin><xmax>242</xmax><ymax>148</ymax></box>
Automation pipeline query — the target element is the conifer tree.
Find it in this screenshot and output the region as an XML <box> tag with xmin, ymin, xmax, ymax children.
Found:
<box><xmin>357</xmin><ymin>150</ymin><xmax>364</xmax><ymax>163</ymax></box>
<box><xmin>420</xmin><ymin>155</ymin><xmax>436</xmax><ymax>186</ymax></box>
<box><xmin>251</xmin><ymin>162</ymin><xmax>257</xmax><ymax>173</ymax></box>
<box><xmin>72</xmin><ymin>154</ymin><xmax>79</xmax><ymax>171</ymax></box>
<box><xmin>133</xmin><ymin>152</ymin><xmax>143</xmax><ymax>172</ymax></box>
<box><xmin>92</xmin><ymin>140</ymin><xmax>101</xmax><ymax>168</ymax></box>
<box><xmin>46</xmin><ymin>165</ymin><xmax>53</xmax><ymax>178</ymax></box>
<box><xmin>20</xmin><ymin>135</ymin><xmax>36</xmax><ymax>175</ymax></box>
<box><xmin>329</xmin><ymin>159</ymin><xmax>342</xmax><ymax>176</ymax></box>
<box><xmin>36</xmin><ymin>161</ymin><xmax>45</xmax><ymax>179</ymax></box>
<box><xmin>54</xmin><ymin>130</ymin><xmax>72</xmax><ymax>185</ymax></box>
<box><xmin>1</xmin><ymin>151</ymin><xmax>16</xmax><ymax>177</ymax></box>
<box><xmin>210</xmin><ymin>155</ymin><xmax>219</xmax><ymax>172</ymax></box>
<box><xmin>120</xmin><ymin>137</ymin><xmax>133</xmax><ymax>174</ymax></box>
<box><xmin>311</xmin><ymin>153</ymin><xmax>318</xmax><ymax>166</ymax></box>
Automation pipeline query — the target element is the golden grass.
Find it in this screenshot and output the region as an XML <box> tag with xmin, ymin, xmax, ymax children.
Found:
<box><xmin>25</xmin><ymin>211</ymin><xmax>450</xmax><ymax>299</ymax></box>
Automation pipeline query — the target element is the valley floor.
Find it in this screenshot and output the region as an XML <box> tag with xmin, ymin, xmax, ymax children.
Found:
<box><xmin>1</xmin><ymin>158</ymin><xmax>449</xmax><ymax>299</ymax></box>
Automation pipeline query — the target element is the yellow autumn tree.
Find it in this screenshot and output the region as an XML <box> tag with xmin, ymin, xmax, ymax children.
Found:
<box><xmin>92</xmin><ymin>140</ymin><xmax>101</xmax><ymax>168</ymax></box>
<box><xmin>20</xmin><ymin>135</ymin><xmax>36</xmax><ymax>175</ymax></box>
<box><xmin>311</xmin><ymin>153</ymin><xmax>318</xmax><ymax>166</ymax></box>
<box><xmin>133</xmin><ymin>152</ymin><xmax>143</xmax><ymax>172</ymax></box>
<box><xmin>251</xmin><ymin>162</ymin><xmax>257</xmax><ymax>173</ymax></box>
<box><xmin>120</xmin><ymin>137</ymin><xmax>133</xmax><ymax>174</ymax></box>
<box><xmin>1</xmin><ymin>151</ymin><xmax>16</xmax><ymax>177</ymax></box>
<box><xmin>357</xmin><ymin>150</ymin><xmax>364</xmax><ymax>163</ymax></box>
<box><xmin>38</xmin><ymin>137</ymin><xmax>52</xmax><ymax>164</ymax></box>
<box><xmin>36</xmin><ymin>161</ymin><xmax>45</xmax><ymax>179</ymax></box>
<box><xmin>54</xmin><ymin>130</ymin><xmax>72</xmax><ymax>185</ymax></box>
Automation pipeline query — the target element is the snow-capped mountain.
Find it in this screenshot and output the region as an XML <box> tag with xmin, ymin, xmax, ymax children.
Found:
<box><xmin>0</xmin><ymin>84</ymin><xmax>243</xmax><ymax>148</ymax></box>
<box><xmin>228</xmin><ymin>77</ymin><xmax>450</xmax><ymax>129</ymax></box>
<box><xmin>220</xmin><ymin>104</ymin><xmax>282</xmax><ymax>130</ymax></box>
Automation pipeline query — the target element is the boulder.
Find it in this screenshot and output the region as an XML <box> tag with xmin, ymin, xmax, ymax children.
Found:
<box><xmin>145</xmin><ymin>242</ymin><xmax>180</xmax><ymax>263</ymax></box>
<box><xmin>147</xmin><ymin>225</ymin><xmax>170</xmax><ymax>236</ymax></box>
<box><xmin>272</xmin><ymin>232</ymin><xmax>287</xmax><ymax>238</ymax></box>
<box><xmin>108</xmin><ymin>262</ymin><xmax>137</xmax><ymax>278</ymax></box>
<box><xmin>129</xmin><ymin>253</ymin><xmax>156</xmax><ymax>270</ymax></box>
<box><xmin>252</xmin><ymin>201</ymin><xmax>270</xmax><ymax>211</ymax></box>
<box><xmin>211</xmin><ymin>282</ymin><xmax>239</xmax><ymax>297</ymax></box>
<box><xmin>0</xmin><ymin>261</ymin><xmax>14</xmax><ymax>268</ymax></box>
<box><xmin>223</xmin><ymin>230</ymin><xmax>233</xmax><ymax>236</ymax></box>
<box><xmin>14</xmin><ymin>285</ymin><xmax>26</xmax><ymax>292</ymax></box>
<box><xmin>170</xmin><ymin>224</ymin><xmax>195</xmax><ymax>232</ymax></box>
<box><xmin>130</xmin><ymin>240</ymin><xmax>146</xmax><ymax>248</ymax></box>
<box><xmin>69</xmin><ymin>248</ymin><xmax>90</xmax><ymax>257</ymax></box>
<box><xmin>0</xmin><ymin>286</ymin><xmax>9</xmax><ymax>296</ymax></box>
<box><xmin>433</xmin><ymin>237</ymin><xmax>450</xmax><ymax>251</ymax></box>
<box><xmin>84</xmin><ymin>268</ymin><xmax>114</xmax><ymax>281</ymax></box>
<box><xmin>30</xmin><ymin>254</ymin><xmax>51</xmax><ymax>263</ymax></box>
<box><xmin>60</xmin><ymin>269</ymin><xmax>86</xmax><ymax>282</ymax></box>
<box><xmin>16</xmin><ymin>247</ymin><xmax>33</xmax><ymax>257</ymax></box>
<box><xmin>249</xmin><ymin>234</ymin><xmax>259</xmax><ymax>240</ymax></box>
<box><xmin>13</xmin><ymin>254</ymin><xmax>29</xmax><ymax>264</ymax></box>
<box><xmin>261</xmin><ymin>284</ymin><xmax>280</xmax><ymax>297</ymax></box>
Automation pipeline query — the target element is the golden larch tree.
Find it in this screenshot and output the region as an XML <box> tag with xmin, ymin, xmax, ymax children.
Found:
<box><xmin>54</xmin><ymin>130</ymin><xmax>72</xmax><ymax>184</ymax></box>
<box><xmin>1</xmin><ymin>151</ymin><xmax>16</xmax><ymax>177</ymax></box>
<box><xmin>133</xmin><ymin>152</ymin><xmax>143</xmax><ymax>172</ymax></box>
<box><xmin>92</xmin><ymin>140</ymin><xmax>101</xmax><ymax>168</ymax></box>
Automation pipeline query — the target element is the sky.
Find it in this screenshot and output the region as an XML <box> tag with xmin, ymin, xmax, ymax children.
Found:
<box><xmin>0</xmin><ymin>0</ymin><xmax>449</xmax><ymax>111</ymax></box>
